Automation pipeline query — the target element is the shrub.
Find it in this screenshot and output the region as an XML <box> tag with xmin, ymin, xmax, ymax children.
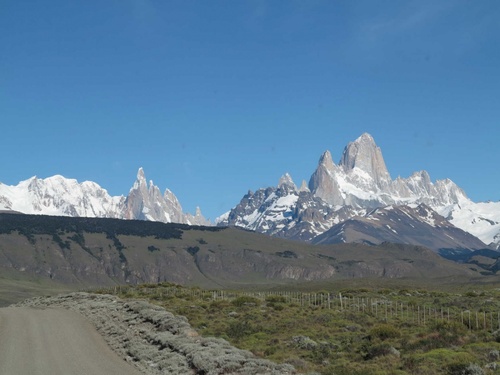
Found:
<box><xmin>231</xmin><ymin>296</ymin><xmax>260</xmax><ymax>307</ymax></box>
<box><xmin>292</xmin><ymin>335</ymin><xmax>318</xmax><ymax>350</ymax></box>
<box><xmin>361</xmin><ymin>342</ymin><xmax>400</xmax><ymax>360</ymax></box>
<box><xmin>447</xmin><ymin>362</ymin><xmax>484</xmax><ymax>375</ymax></box>
<box><xmin>265</xmin><ymin>295</ymin><xmax>288</xmax><ymax>310</ymax></box>
<box><xmin>369</xmin><ymin>324</ymin><xmax>400</xmax><ymax>341</ymax></box>
<box><xmin>265</xmin><ymin>295</ymin><xmax>287</xmax><ymax>304</ymax></box>
<box><xmin>227</xmin><ymin>320</ymin><xmax>257</xmax><ymax>340</ymax></box>
<box><xmin>417</xmin><ymin>349</ymin><xmax>475</xmax><ymax>369</ymax></box>
<box><xmin>186</xmin><ymin>246</ymin><xmax>200</xmax><ymax>256</ymax></box>
<box><xmin>489</xmin><ymin>349</ymin><xmax>500</xmax><ymax>361</ymax></box>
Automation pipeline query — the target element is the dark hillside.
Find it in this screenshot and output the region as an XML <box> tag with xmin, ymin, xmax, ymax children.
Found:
<box><xmin>0</xmin><ymin>213</ymin><xmax>487</xmax><ymax>305</ymax></box>
<box><xmin>0</xmin><ymin>212</ymin><xmax>223</xmax><ymax>240</ymax></box>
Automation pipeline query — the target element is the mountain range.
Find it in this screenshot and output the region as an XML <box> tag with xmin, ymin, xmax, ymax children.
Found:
<box><xmin>1</xmin><ymin>133</ymin><xmax>498</xmax><ymax>252</ymax></box>
<box><xmin>0</xmin><ymin>168</ymin><xmax>209</xmax><ymax>226</ymax></box>
<box><xmin>217</xmin><ymin>133</ymin><xmax>500</xmax><ymax>251</ymax></box>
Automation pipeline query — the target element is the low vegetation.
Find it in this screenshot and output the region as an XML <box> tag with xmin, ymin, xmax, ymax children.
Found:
<box><xmin>0</xmin><ymin>212</ymin><xmax>224</xmax><ymax>242</ymax></box>
<box><xmin>95</xmin><ymin>283</ymin><xmax>500</xmax><ymax>375</ymax></box>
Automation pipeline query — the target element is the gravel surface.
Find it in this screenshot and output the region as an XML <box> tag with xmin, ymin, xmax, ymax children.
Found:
<box><xmin>13</xmin><ymin>293</ymin><xmax>296</xmax><ymax>375</ymax></box>
<box><xmin>0</xmin><ymin>306</ymin><xmax>142</xmax><ymax>375</ymax></box>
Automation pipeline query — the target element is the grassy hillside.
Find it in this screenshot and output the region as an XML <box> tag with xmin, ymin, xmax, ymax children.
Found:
<box><xmin>0</xmin><ymin>269</ymin><xmax>72</xmax><ymax>307</ymax></box>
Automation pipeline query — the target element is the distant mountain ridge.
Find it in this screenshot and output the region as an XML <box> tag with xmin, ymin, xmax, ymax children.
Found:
<box><xmin>0</xmin><ymin>212</ymin><xmax>480</xmax><ymax>297</ymax></box>
<box><xmin>218</xmin><ymin>133</ymin><xmax>500</xmax><ymax>251</ymax></box>
<box><xmin>0</xmin><ymin>168</ymin><xmax>209</xmax><ymax>226</ymax></box>
<box><xmin>312</xmin><ymin>204</ymin><xmax>487</xmax><ymax>252</ymax></box>
<box><xmin>1</xmin><ymin>133</ymin><xmax>498</xmax><ymax>251</ymax></box>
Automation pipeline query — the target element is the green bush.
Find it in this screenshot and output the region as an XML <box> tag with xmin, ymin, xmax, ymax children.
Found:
<box><xmin>369</xmin><ymin>324</ymin><xmax>401</xmax><ymax>341</ymax></box>
<box><xmin>447</xmin><ymin>362</ymin><xmax>484</xmax><ymax>375</ymax></box>
<box><xmin>361</xmin><ymin>342</ymin><xmax>399</xmax><ymax>360</ymax></box>
<box><xmin>265</xmin><ymin>295</ymin><xmax>287</xmax><ymax>304</ymax></box>
<box><xmin>227</xmin><ymin>320</ymin><xmax>257</xmax><ymax>340</ymax></box>
<box><xmin>231</xmin><ymin>296</ymin><xmax>260</xmax><ymax>307</ymax></box>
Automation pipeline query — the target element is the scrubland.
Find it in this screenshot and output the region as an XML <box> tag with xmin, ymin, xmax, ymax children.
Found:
<box><xmin>98</xmin><ymin>283</ymin><xmax>500</xmax><ymax>375</ymax></box>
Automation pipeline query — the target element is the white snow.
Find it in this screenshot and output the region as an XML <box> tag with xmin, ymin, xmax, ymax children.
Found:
<box><xmin>385</xmin><ymin>224</ymin><xmax>398</xmax><ymax>234</ymax></box>
<box><xmin>0</xmin><ymin>169</ymin><xmax>208</xmax><ymax>226</ymax></box>
<box><xmin>437</xmin><ymin>201</ymin><xmax>500</xmax><ymax>247</ymax></box>
<box><xmin>215</xmin><ymin>211</ymin><xmax>230</xmax><ymax>224</ymax></box>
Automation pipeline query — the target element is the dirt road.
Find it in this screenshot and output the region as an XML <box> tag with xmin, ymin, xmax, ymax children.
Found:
<box><xmin>0</xmin><ymin>307</ymin><xmax>142</xmax><ymax>375</ymax></box>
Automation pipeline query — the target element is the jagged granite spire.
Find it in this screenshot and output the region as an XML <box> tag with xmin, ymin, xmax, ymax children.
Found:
<box><xmin>309</xmin><ymin>150</ymin><xmax>344</xmax><ymax>206</ymax></box>
<box><xmin>124</xmin><ymin>168</ymin><xmax>209</xmax><ymax>224</ymax></box>
<box><xmin>339</xmin><ymin>133</ymin><xmax>391</xmax><ymax>188</ymax></box>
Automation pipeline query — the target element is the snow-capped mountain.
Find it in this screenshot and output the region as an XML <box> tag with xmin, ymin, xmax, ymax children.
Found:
<box><xmin>0</xmin><ymin>168</ymin><xmax>209</xmax><ymax>226</ymax></box>
<box><xmin>438</xmin><ymin>201</ymin><xmax>500</xmax><ymax>249</ymax></box>
<box><xmin>218</xmin><ymin>133</ymin><xmax>499</xmax><ymax>250</ymax></box>
<box><xmin>0</xmin><ymin>175</ymin><xmax>124</xmax><ymax>218</ymax></box>
<box><xmin>220</xmin><ymin>173</ymin><xmax>364</xmax><ymax>242</ymax></box>
<box><xmin>308</xmin><ymin>133</ymin><xmax>469</xmax><ymax>209</ymax></box>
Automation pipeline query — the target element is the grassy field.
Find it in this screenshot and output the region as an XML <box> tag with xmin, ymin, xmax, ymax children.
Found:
<box><xmin>95</xmin><ymin>282</ymin><xmax>500</xmax><ymax>375</ymax></box>
<box><xmin>0</xmin><ymin>271</ymin><xmax>74</xmax><ymax>307</ymax></box>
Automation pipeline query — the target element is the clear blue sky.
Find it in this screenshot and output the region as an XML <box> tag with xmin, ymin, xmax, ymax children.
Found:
<box><xmin>1</xmin><ymin>0</ymin><xmax>499</xmax><ymax>220</ymax></box>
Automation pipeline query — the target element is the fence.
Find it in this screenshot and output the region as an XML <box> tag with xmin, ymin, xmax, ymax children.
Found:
<box><xmin>90</xmin><ymin>285</ymin><xmax>500</xmax><ymax>332</ymax></box>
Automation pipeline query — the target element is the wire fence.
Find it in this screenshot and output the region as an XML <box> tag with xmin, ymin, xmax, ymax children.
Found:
<box><xmin>89</xmin><ymin>285</ymin><xmax>500</xmax><ymax>332</ymax></box>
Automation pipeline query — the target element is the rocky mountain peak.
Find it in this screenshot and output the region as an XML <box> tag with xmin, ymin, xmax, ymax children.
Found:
<box><xmin>339</xmin><ymin>132</ymin><xmax>391</xmax><ymax>186</ymax></box>
<box><xmin>137</xmin><ymin>167</ymin><xmax>146</xmax><ymax>179</ymax></box>
<box><xmin>278</xmin><ymin>173</ymin><xmax>296</xmax><ymax>190</ymax></box>
<box><xmin>308</xmin><ymin>150</ymin><xmax>343</xmax><ymax>206</ymax></box>
<box><xmin>27</xmin><ymin>176</ymin><xmax>40</xmax><ymax>191</ymax></box>
<box><xmin>298</xmin><ymin>180</ymin><xmax>310</xmax><ymax>193</ymax></box>
<box><xmin>185</xmin><ymin>206</ymin><xmax>211</xmax><ymax>226</ymax></box>
<box><xmin>318</xmin><ymin>150</ymin><xmax>335</xmax><ymax>171</ymax></box>
<box><xmin>220</xmin><ymin>132</ymin><xmax>496</xmax><ymax>248</ymax></box>
<box><xmin>0</xmin><ymin>167</ymin><xmax>210</xmax><ymax>226</ymax></box>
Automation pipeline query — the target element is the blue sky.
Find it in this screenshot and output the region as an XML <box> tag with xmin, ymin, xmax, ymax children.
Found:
<box><xmin>1</xmin><ymin>0</ymin><xmax>499</xmax><ymax>220</ymax></box>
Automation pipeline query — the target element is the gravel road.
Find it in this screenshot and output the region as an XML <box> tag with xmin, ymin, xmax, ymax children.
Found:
<box><xmin>0</xmin><ymin>306</ymin><xmax>142</xmax><ymax>375</ymax></box>
<box><xmin>8</xmin><ymin>293</ymin><xmax>296</xmax><ymax>375</ymax></box>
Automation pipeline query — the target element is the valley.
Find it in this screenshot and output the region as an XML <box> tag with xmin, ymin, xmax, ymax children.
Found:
<box><xmin>0</xmin><ymin>212</ymin><xmax>492</xmax><ymax>307</ymax></box>
<box><xmin>0</xmin><ymin>133</ymin><xmax>499</xmax><ymax>374</ymax></box>
<box><xmin>2</xmin><ymin>212</ymin><xmax>500</xmax><ymax>374</ymax></box>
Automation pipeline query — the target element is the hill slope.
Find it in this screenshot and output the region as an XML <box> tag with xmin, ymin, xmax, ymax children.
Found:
<box><xmin>0</xmin><ymin>213</ymin><xmax>482</xmax><ymax>303</ymax></box>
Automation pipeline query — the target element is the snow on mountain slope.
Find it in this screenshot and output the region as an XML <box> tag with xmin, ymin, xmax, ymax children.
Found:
<box><xmin>437</xmin><ymin>201</ymin><xmax>500</xmax><ymax>249</ymax></box>
<box><xmin>313</xmin><ymin>204</ymin><xmax>487</xmax><ymax>251</ymax></box>
<box><xmin>218</xmin><ymin>174</ymin><xmax>365</xmax><ymax>241</ymax></box>
<box><xmin>0</xmin><ymin>175</ymin><xmax>124</xmax><ymax>218</ymax></box>
<box><xmin>0</xmin><ymin>169</ymin><xmax>209</xmax><ymax>226</ymax></box>
<box><xmin>309</xmin><ymin>133</ymin><xmax>470</xmax><ymax>210</ymax></box>
<box><xmin>220</xmin><ymin>133</ymin><xmax>498</xmax><ymax>249</ymax></box>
